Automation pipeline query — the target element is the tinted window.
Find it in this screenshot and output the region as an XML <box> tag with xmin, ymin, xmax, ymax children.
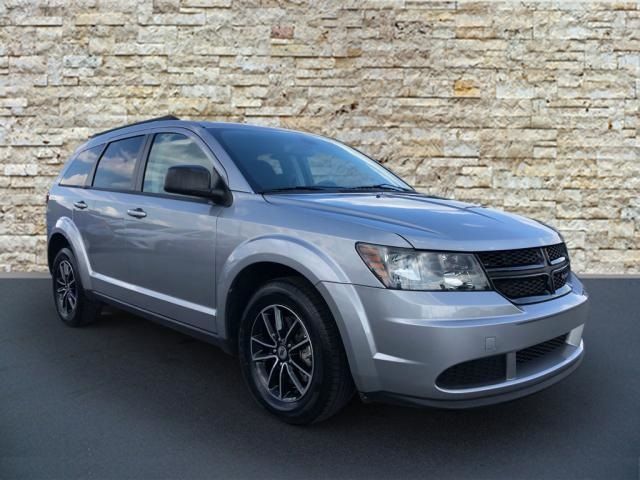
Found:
<box><xmin>60</xmin><ymin>145</ymin><xmax>103</xmax><ymax>187</ymax></box>
<box><xmin>143</xmin><ymin>133</ymin><xmax>213</xmax><ymax>194</ymax></box>
<box><xmin>208</xmin><ymin>127</ymin><xmax>410</xmax><ymax>193</ymax></box>
<box><xmin>307</xmin><ymin>154</ymin><xmax>376</xmax><ymax>186</ymax></box>
<box><xmin>92</xmin><ymin>136</ymin><xmax>144</xmax><ymax>190</ymax></box>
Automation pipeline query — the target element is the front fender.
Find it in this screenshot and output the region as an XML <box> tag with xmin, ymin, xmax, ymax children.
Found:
<box><xmin>215</xmin><ymin>234</ymin><xmax>380</xmax><ymax>385</ymax></box>
<box><xmin>215</xmin><ymin>233</ymin><xmax>351</xmax><ymax>336</ymax></box>
<box><xmin>50</xmin><ymin>217</ymin><xmax>94</xmax><ymax>291</ymax></box>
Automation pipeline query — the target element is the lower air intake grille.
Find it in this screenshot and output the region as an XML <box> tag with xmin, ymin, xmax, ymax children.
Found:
<box><xmin>493</xmin><ymin>275</ymin><xmax>550</xmax><ymax>299</ymax></box>
<box><xmin>517</xmin><ymin>335</ymin><xmax>567</xmax><ymax>365</ymax></box>
<box><xmin>436</xmin><ymin>354</ymin><xmax>506</xmax><ymax>389</ymax></box>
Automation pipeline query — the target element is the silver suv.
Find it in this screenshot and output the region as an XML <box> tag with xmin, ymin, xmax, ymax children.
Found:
<box><xmin>46</xmin><ymin>116</ymin><xmax>588</xmax><ymax>424</ymax></box>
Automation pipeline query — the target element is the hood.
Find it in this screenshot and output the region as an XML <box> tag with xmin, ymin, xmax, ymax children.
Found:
<box><xmin>264</xmin><ymin>193</ymin><xmax>561</xmax><ymax>252</ymax></box>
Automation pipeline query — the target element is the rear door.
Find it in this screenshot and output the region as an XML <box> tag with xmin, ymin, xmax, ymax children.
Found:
<box><xmin>75</xmin><ymin>135</ymin><xmax>147</xmax><ymax>300</ymax></box>
<box><xmin>54</xmin><ymin>144</ymin><xmax>105</xmax><ymax>244</ymax></box>
<box><xmin>122</xmin><ymin>130</ymin><xmax>223</xmax><ymax>332</ymax></box>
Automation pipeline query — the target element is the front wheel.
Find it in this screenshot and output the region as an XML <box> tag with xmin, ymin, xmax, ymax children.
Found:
<box><xmin>238</xmin><ymin>277</ymin><xmax>354</xmax><ymax>424</ymax></box>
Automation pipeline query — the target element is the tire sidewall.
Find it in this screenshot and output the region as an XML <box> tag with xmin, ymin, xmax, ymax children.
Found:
<box><xmin>239</xmin><ymin>281</ymin><xmax>330</xmax><ymax>423</ymax></box>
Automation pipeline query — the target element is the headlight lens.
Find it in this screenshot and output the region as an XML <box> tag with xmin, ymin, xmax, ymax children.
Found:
<box><xmin>356</xmin><ymin>243</ymin><xmax>491</xmax><ymax>291</ymax></box>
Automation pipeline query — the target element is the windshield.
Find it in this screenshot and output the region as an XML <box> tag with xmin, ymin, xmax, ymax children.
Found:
<box><xmin>207</xmin><ymin>127</ymin><xmax>412</xmax><ymax>193</ymax></box>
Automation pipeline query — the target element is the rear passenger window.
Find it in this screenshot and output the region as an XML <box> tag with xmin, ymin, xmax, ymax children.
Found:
<box><xmin>92</xmin><ymin>136</ymin><xmax>144</xmax><ymax>191</ymax></box>
<box><xmin>60</xmin><ymin>146</ymin><xmax>103</xmax><ymax>187</ymax></box>
<box><xmin>143</xmin><ymin>133</ymin><xmax>213</xmax><ymax>195</ymax></box>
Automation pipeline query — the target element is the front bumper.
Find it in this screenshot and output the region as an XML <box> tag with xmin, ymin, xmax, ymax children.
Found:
<box><xmin>319</xmin><ymin>273</ymin><xmax>588</xmax><ymax>407</ymax></box>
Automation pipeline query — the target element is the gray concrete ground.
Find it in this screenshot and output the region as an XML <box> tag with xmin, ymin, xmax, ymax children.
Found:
<box><xmin>1</xmin><ymin>278</ymin><xmax>638</xmax><ymax>479</ymax></box>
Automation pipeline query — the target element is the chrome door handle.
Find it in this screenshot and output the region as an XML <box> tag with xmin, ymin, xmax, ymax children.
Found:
<box><xmin>127</xmin><ymin>208</ymin><xmax>147</xmax><ymax>219</ymax></box>
<box><xmin>73</xmin><ymin>201</ymin><xmax>87</xmax><ymax>210</ymax></box>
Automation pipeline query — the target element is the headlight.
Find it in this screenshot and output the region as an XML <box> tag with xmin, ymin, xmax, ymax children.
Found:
<box><xmin>356</xmin><ymin>243</ymin><xmax>491</xmax><ymax>291</ymax></box>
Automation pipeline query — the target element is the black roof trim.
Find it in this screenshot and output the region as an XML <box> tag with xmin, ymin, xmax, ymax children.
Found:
<box><xmin>89</xmin><ymin>115</ymin><xmax>181</xmax><ymax>139</ymax></box>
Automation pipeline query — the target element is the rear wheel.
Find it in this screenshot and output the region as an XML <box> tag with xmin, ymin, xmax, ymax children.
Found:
<box><xmin>52</xmin><ymin>247</ymin><xmax>101</xmax><ymax>327</ymax></box>
<box><xmin>239</xmin><ymin>277</ymin><xmax>354</xmax><ymax>424</ymax></box>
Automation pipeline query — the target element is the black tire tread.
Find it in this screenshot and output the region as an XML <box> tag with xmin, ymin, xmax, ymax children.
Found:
<box><xmin>277</xmin><ymin>276</ymin><xmax>354</xmax><ymax>423</ymax></box>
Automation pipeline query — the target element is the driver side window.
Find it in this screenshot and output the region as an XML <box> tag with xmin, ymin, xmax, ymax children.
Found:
<box><xmin>143</xmin><ymin>133</ymin><xmax>213</xmax><ymax>194</ymax></box>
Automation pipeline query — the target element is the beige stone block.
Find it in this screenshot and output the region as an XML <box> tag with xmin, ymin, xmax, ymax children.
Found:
<box><xmin>4</xmin><ymin>164</ymin><xmax>38</xmax><ymax>176</ymax></box>
<box><xmin>139</xmin><ymin>13</ymin><xmax>205</xmax><ymax>26</ymax></box>
<box><xmin>75</xmin><ymin>13</ymin><xmax>127</xmax><ymax>25</ymax></box>
<box><xmin>137</xmin><ymin>26</ymin><xmax>178</xmax><ymax>43</ymax></box>
<box><xmin>9</xmin><ymin>56</ymin><xmax>46</xmax><ymax>74</ymax></box>
<box><xmin>14</xmin><ymin>16</ymin><xmax>63</xmax><ymax>26</ymax></box>
<box><xmin>182</xmin><ymin>0</ymin><xmax>232</xmax><ymax>6</ymax></box>
<box><xmin>496</xmin><ymin>80</ymin><xmax>534</xmax><ymax>99</ymax></box>
<box><xmin>456</xmin><ymin>166</ymin><xmax>492</xmax><ymax>188</ymax></box>
<box><xmin>453</xmin><ymin>79</ymin><xmax>480</xmax><ymax>98</ymax></box>
<box><xmin>533</xmin><ymin>147</ymin><xmax>557</xmax><ymax>159</ymax></box>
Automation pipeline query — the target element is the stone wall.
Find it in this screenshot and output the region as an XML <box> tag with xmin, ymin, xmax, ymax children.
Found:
<box><xmin>0</xmin><ymin>0</ymin><xmax>638</xmax><ymax>273</ymax></box>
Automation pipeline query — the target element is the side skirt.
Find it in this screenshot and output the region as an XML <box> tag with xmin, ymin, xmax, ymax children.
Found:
<box><xmin>92</xmin><ymin>291</ymin><xmax>234</xmax><ymax>354</ymax></box>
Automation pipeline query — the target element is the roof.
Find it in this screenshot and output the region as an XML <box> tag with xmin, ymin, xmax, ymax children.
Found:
<box><xmin>90</xmin><ymin>116</ymin><xmax>304</xmax><ymax>140</ymax></box>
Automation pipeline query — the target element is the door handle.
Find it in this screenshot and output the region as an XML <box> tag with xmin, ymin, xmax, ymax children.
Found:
<box><xmin>127</xmin><ymin>208</ymin><xmax>147</xmax><ymax>219</ymax></box>
<box><xmin>73</xmin><ymin>201</ymin><xmax>87</xmax><ymax>210</ymax></box>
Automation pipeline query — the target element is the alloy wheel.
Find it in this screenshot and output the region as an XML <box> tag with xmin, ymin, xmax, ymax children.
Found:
<box><xmin>55</xmin><ymin>259</ymin><xmax>77</xmax><ymax>319</ymax></box>
<box><xmin>249</xmin><ymin>304</ymin><xmax>314</xmax><ymax>402</ymax></box>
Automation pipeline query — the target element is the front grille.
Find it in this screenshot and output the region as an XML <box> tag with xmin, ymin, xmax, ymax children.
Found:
<box><xmin>436</xmin><ymin>354</ymin><xmax>506</xmax><ymax>389</ymax></box>
<box><xmin>552</xmin><ymin>266</ymin><xmax>570</xmax><ymax>290</ymax></box>
<box><xmin>546</xmin><ymin>243</ymin><xmax>568</xmax><ymax>262</ymax></box>
<box><xmin>477</xmin><ymin>248</ymin><xmax>543</xmax><ymax>269</ymax></box>
<box><xmin>493</xmin><ymin>275</ymin><xmax>550</xmax><ymax>299</ymax></box>
<box><xmin>477</xmin><ymin>243</ymin><xmax>571</xmax><ymax>303</ymax></box>
<box><xmin>517</xmin><ymin>335</ymin><xmax>567</xmax><ymax>365</ymax></box>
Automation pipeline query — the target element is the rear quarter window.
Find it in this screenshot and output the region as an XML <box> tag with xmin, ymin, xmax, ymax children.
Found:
<box><xmin>59</xmin><ymin>145</ymin><xmax>103</xmax><ymax>187</ymax></box>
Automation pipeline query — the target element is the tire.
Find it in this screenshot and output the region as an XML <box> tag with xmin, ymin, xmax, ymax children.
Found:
<box><xmin>238</xmin><ymin>277</ymin><xmax>354</xmax><ymax>424</ymax></box>
<box><xmin>51</xmin><ymin>247</ymin><xmax>101</xmax><ymax>327</ymax></box>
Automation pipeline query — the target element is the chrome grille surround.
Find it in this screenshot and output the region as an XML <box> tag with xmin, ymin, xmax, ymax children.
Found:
<box><xmin>477</xmin><ymin>243</ymin><xmax>571</xmax><ymax>304</ymax></box>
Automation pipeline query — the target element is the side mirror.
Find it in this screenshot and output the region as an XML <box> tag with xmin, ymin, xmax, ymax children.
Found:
<box><xmin>164</xmin><ymin>165</ymin><xmax>232</xmax><ymax>206</ymax></box>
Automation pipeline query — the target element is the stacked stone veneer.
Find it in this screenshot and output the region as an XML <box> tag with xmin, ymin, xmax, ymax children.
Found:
<box><xmin>0</xmin><ymin>0</ymin><xmax>638</xmax><ymax>273</ymax></box>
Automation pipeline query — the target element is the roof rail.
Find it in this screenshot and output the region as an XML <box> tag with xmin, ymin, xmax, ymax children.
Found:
<box><xmin>89</xmin><ymin>115</ymin><xmax>181</xmax><ymax>139</ymax></box>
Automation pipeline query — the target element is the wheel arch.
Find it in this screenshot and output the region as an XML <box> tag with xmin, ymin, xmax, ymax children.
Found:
<box><xmin>48</xmin><ymin>232</ymin><xmax>70</xmax><ymax>272</ymax></box>
<box><xmin>48</xmin><ymin>217</ymin><xmax>93</xmax><ymax>290</ymax></box>
<box><xmin>217</xmin><ymin>235</ymin><xmax>350</xmax><ymax>355</ymax></box>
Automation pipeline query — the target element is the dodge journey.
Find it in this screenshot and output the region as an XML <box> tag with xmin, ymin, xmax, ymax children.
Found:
<box><xmin>46</xmin><ymin>116</ymin><xmax>588</xmax><ymax>423</ymax></box>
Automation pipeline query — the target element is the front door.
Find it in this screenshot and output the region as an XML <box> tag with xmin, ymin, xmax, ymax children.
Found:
<box><xmin>123</xmin><ymin>131</ymin><xmax>222</xmax><ymax>332</ymax></box>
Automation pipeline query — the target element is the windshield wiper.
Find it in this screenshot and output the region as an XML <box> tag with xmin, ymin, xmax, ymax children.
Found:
<box><xmin>339</xmin><ymin>183</ymin><xmax>415</xmax><ymax>193</ymax></box>
<box><xmin>260</xmin><ymin>185</ymin><xmax>339</xmax><ymax>194</ymax></box>
<box><xmin>261</xmin><ymin>184</ymin><xmax>418</xmax><ymax>194</ymax></box>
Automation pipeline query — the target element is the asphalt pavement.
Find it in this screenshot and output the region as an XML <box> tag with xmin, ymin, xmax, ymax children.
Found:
<box><xmin>1</xmin><ymin>277</ymin><xmax>638</xmax><ymax>479</ymax></box>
